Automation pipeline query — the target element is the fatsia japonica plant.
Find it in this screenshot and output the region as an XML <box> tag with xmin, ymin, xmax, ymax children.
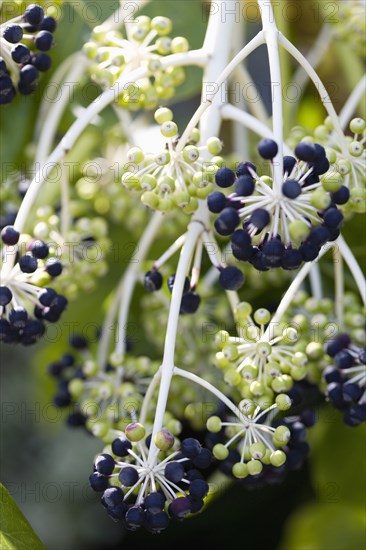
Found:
<box><xmin>0</xmin><ymin>0</ymin><xmax>365</xmax><ymax>547</ymax></box>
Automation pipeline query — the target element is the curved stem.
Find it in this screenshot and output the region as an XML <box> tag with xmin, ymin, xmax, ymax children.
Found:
<box><xmin>231</xmin><ymin>63</ymin><xmax>268</xmax><ymax>123</ymax></box>
<box><xmin>337</xmin><ymin>235</ymin><xmax>366</xmax><ymax>305</ymax></box>
<box><xmin>333</xmin><ymin>246</ymin><xmax>344</xmax><ymax>327</ymax></box>
<box><xmin>139</xmin><ymin>368</ymin><xmax>161</xmax><ymax>425</ymax></box>
<box><xmin>309</xmin><ymin>264</ymin><xmax>323</xmax><ymax>300</ymax></box>
<box><xmin>339</xmin><ymin>75</ymin><xmax>366</xmax><ymax>130</ymax></box>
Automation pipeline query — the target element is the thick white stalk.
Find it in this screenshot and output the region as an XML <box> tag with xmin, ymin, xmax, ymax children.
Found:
<box><xmin>309</xmin><ymin>264</ymin><xmax>323</xmax><ymax>300</ymax></box>
<box><xmin>115</xmin><ymin>211</ymin><xmax>163</xmax><ymax>358</ymax></box>
<box><xmin>339</xmin><ymin>75</ymin><xmax>366</xmax><ymax>130</ymax></box>
<box><xmin>278</xmin><ymin>33</ymin><xmax>348</xmax><ymax>157</ymax></box>
<box><xmin>337</xmin><ymin>236</ymin><xmax>366</xmax><ymax>305</ymax></box>
<box><xmin>333</xmin><ymin>246</ymin><xmax>344</xmax><ymax>327</ymax></box>
<box><xmin>139</xmin><ymin>368</ymin><xmax>161</xmax><ymax>425</ymax></box>
<box><xmin>220</xmin><ymin>103</ymin><xmax>292</xmax><ymax>155</ymax></box>
<box><xmin>257</xmin><ymin>0</ymin><xmax>283</xmax><ymax>194</ymax></box>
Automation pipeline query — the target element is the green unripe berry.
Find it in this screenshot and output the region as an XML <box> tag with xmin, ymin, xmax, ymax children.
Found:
<box><xmin>271</xmin><ymin>375</ymin><xmax>293</xmax><ymax>393</ymax></box>
<box><xmin>160</xmin><ymin>121</ymin><xmax>178</xmax><ymax>138</ymax></box>
<box><xmin>265</xmin><ymin>361</ymin><xmax>281</xmax><ymax>378</ymax></box>
<box><xmin>127</xmin><ymin>147</ymin><xmax>144</xmax><ymax>164</ymax></box>
<box><xmin>235</xmin><ymin>301</ymin><xmax>253</xmax><ymax>321</ymax></box>
<box><xmin>291</xmin><ymin>365</ymin><xmax>307</xmax><ymax>381</ymax></box>
<box><xmin>306</xmin><ymin>341</ymin><xmax>324</xmax><ymax>359</ymax></box>
<box><xmin>270</xmin><ymin>450</ymin><xmax>286</xmax><ymax>467</ymax></box>
<box><xmin>274</xmin><ymin>425</ymin><xmax>291</xmax><ymax>445</ymax></box>
<box><xmin>122</xmin><ymin>172</ymin><xmax>140</xmax><ymax>190</ymax></box>
<box><xmin>158</xmin><ymin>175</ymin><xmax>175</xmax><ymax>193</ymax></box>
<box><xmin>155</xmin><ymin>37</ymin><xmax>171</xmax><ymax>55</ymax></box>
<box><xmin>69</xmin><ymin>379</ymin><xmax>84</xmax><ymax>398</ymax></box>
<box><xmin>141</xmin><ymin>174</ymin><xmax>157</xmax><ymax>191</ymax></box>
<box><xmin>157</xmin><ymin>197</ymin><xmax>173</xmax><ymax>211</ymax></box>
<box><xmin>154</xmin><ymin>151</ymin><xmax>170</xmax><ymax>165</ymax></box>
<box><xmin>207</xmin><ymin>137</ymin><xmax>222</xmax><ymax>155</ymax></box>
<box><xmin>213</xmin><ymin>443</ymin><xmax>229</xmax><ymax>460</ymax></box>
<box><xmin>254</xmin><ymin>308</ymin><xmax>271</xmax><ymax>325</ymax></box>
<box><xmin>141</xmin><ymin>191</ymin><xmax>159</xmax><ymax>209</ymax></box>
<box><xmin>189</xmin><ymin>128</ymin><xmax>200</xmax><ymax>143</ymax></box>
<box><xmin>289</xmin><ymin>220</ymin><xmax>310</xmax><ymax>243</ymax></box>
<box><xmin>232</xmin><ymin>462</ymin><xmax>248</xmax><ymax>478</ymax></box>
<box><xmin>292</xmin><ymin>352</ymin><xmax>308</xmax><ymax>367</ymax></box>
<box><xmin>222</xmin><ymin>345</ymin><xmax>239</xmax><ymax>361</ymax></box>
<box><xmin>173</xmin><ymin>191</ymin><xmax>190</xmax><ymax>207</ymax></box>
<box><xmin>183</xmin><ymin>145</ymin><xmax>199</xmax><ymax>163</ymax></box>
<box><xmin>83</xmin><ymin>360</ymin><xmax>98</xmax><ymax>376</ymax></box>
<box><xmin>321</xmin><ymin>171</ymin><xmax>342</xmax><ymax>192</ymax></box>
<box><xmin>350</xmin><ymin>188</ymin><xmax>366</xmax><ymax>213</ymax></box>
<box><xmin>87</xmin><ymin>420</ymin><xmax>109</xmax><ymax>439</ymax></box>
<box><xmin>250</xmin><ymin>381</ymin><xmax>265</xmax><ymax>396</ymax></box>
<box><xmin>154</xmin><ymin>107</ymin><xmax>173</xmax><ymax>124</ymax></box>
<box><xmin>256</xmin><ymin>341</ymin><xmax>272</xmax><ymax>357</ymax></box>
<box><xmin>337</xmin><ymin>159</ymin><xmax>351</xmax><ymax>175</ymax></box>
<box><xmin>311</xmin><ymin>190</ymin><xmax>331</xmax><ymax>210</ymax></box>
<box><xmin>348</xmin><ymin>141</ymin><xmax>363</xmax><ymax>157</ymax></box>
<box><xmin>151</xmin><ymin>16</ymin><xmax>172</xmax><ymax>36</ymax></box>
<box><xmin>212</xmin><ymin>156</ymin><xmax>225</xmax><ymax>167</ymax></box>
<box><xmin>215</xmin><ymin>330</ymin><xmax>230</xmax><ymax>349</ymax></box>
<box><xmin>247</xmin><ymin>460</ymin><xmax>263</xmax><ymax>475</ymax></box>
<box><xmin>350</xmin><ymin>117</ymin><xmax>365</xmax><ymax>134</ymax></box>
<box><xmin>239</xmin><ymin>398</ymin><xmax>256</xmax><ymax>416</ymax></box>
<box><xmin>275</xmin><ymin>393</ymin><xmax>292</xmax><ymax>411</ymax></box>
<box><xmin>225</xmin><ymin>368</ymin><xmax>242</xmax><ymax>386</ymax></box>
<box><xmin>154</xmin><ymin>429</ymin><xmax>175</xmax><ymax>451</ymax></box>
<box><xmin>207</xmin><ymin>416</ymin><xmax>222</xmax><ymax>433</ymax></box>
<box><xmin>249</xmin><ymin>442</ymin><xmax>266</xmax><ymax>459</ymax></box>
<box><xmin>241</xmin><ymin>364</ymin><xmax>258</xmax><ymax>381</ymax></box>
<box><xmin>171</xmin><ymin>36</ymin><xmax>189</xmax><ymax>53</ymax></box>
<box><xmin>125</xmin><ymin>422</ymin><xmax>145</xmax><ymax>442</ymax></box>
<box><xmin>325</xmin><ymin>147</ymin><xmax>337</xmax><ymax>164</ymax></box>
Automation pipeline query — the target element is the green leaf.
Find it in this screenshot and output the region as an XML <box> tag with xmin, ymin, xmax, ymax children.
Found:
<box><xmin>0</xmin><ymin>484</ymin><xmax>46</xmax><ymax>550</ymax></box>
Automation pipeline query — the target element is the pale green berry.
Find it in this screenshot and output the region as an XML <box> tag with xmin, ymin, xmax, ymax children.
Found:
<box><xmin>190</xmin><ymin>128</ymin><xmax>200</xmax><ymax>143</ymax></box>
<box><xmin>122</xmin><ymin>172</ymin><xmax>140</xmax><ymax>190</ymax></box>
<box><xmin>325</xmin><ymin>147</ymin><xmax>337</xmax><ymax>164</ymax></box>
<box><xmin>350</xmin><ymin>188</ymin><xmax>366</xmax><ymax>213</ymax></box>
<box><xmin>348</xmin><ymin>141</ymin><xmax>364</xmax><ymax>157</ymax></box>
<box><xmin>235</xmin><ymin>301</ymin><xmax>253</xmax><ymax>320</ymax></box>
<box><xmin>337</xmin><ymin>159</ymin><xmax>351</xmax><ymax>175</ymax></box>
<box><xmin>83</xmin><ymin>360</ymin><xmax>98</xmax><ymax>376</ymax></box>
<box><xmin>265</xmin><ymin>361</ymin><xmax>281</xmax><ymax>378</ymax></box>
<box><xmin>291</xmin><ymin>365</ymin><xmax>307</xmax><ymax>381</ymax></box>
<box><xmin>160</xmin><ymin>121</ymin><xmax>178</xmax><ymax>138</ymax></box>
<box><xmin>223</xmin><ymin>344</ymin><xmax>239</xmax><ymax>360</ymax></box>
<box><xmin>306</xmin><ymin>342</ymin><xmax>324</xmax><ymax>359</ymax></box>
<box><xmin>213</xmin><ymin>443</ymin><xmax>229</xmax><ymax>460</ymax></box>
<box><xmin>207</xmin><ymin>416</ymin><xmax>222</xmax><ymax>433</ymax></box>
<box><xmin>154</xmin><ymin>429</ymin><xmax>175</xmax><ymax>451</ymax></box>
<box><xmin>289</xmin><ymin>220</ymin><xmax>310</xmax><ymax>243</ymax></box>
<box><xmin>256</xmin><ymin>341</ymin><xmax>272</xmax><ymax>357</ymax></box>
<box><xmin>98</xmin><ymin>382</ymin><xmax>113</xmax><ymax>400</ymax></box>
<box><xmin>225</xmin><ymin>368</ymin><xmax>242</xmax><ymax>386</ymax></box>
<box><xmin>292</xmin><ymin>352</ymin><xmax>308</xmax><ymax>367</ymax></box>
<box><xmin>154</xmin><ymin>107</ymin><xmax>173</xmax><ymax>124</ymax></box>
<box><xmin>350</xmin><ymin>117</ymin><xmax>366</xmax><ymax>134</ymax></box>
<box><xmin>157</xmin><ymin>197</ymin><xmax>173</xmax><ymax>211</ymax></box>
<box><xmin>254</xmin><ymin>308</ymin><xmax>271</xmax><ymax>325</ymax></box>
<box><xmin>271</xmin><ymin>375</ymin><xmax>293</xmax><ymax>393</ymax></box>
<box><xmin>141</xmin><ymin>191</ymin><xmax>159</xmax><ymax>209</ymax></box>
<box><xmin>207</xmin><ymin>137</ymin><xmax>223</xmax><ymax>155</ymax></box>
<box><xmin>125</xmin><ymin>422</ymin><xmax>145</xmax><ymax>442</ymax></box>
<box><xmin>173</xmin><ymin>191</ymin><xmax>190</xmax><ymax>207</ymax></box>
<box><xmin>154</xmin><ymin>151</ymin><xmax>171</xmax><ymax>165</ymax></box>
<box><xmin>232</xmin><ymin>462</ymin><xmax>248</xmax><ymax>478</ymax></box>
<box><xmin>275</xmin><ymin>393</ymin><xmax>292</xmax><ymax>410</ymax></box>
<box><xmin>192</xmin><ymin>171</ymin><xmax>210</xmax><ymax>188</ymax></box>
<box><xmin>270</xmin><ymin>450</ymin><xmax>286</xmax><ymax>467</ymax></box>
<box><xmin>247</xmin><ymin>460</ymin><xmax>263</xmax><ymax>475</ymax></box>
<box><xmin>241</xmin><ymin>364</ymin><xmax>258</xmax><ymax>381</ymax></box>
<box><xmin>155</xmin><ymin>37</ymin><xmax>171</xmax><ymax>54</ymax></box>
<box><xmin>83</xmin><ymin>42</ymin><xmax>97</xmax><ymax>58</ymax></box>
<box><xmin>151</xmin><ymin>16</ymin><xmax>172</xmax><ymax>36</ymax></box>
<box><xmin>183</xmin><ymin>145</ymin><xmax>200</xmax><ymax>163</ymax></box>
<box><xmin>197</xmin><ymin>184</ymin><xmax>214</xmax><ymax>198</ymax></box>
<box><xmin>261</xmin><ymin>449</ymin><xmax>272</xmax><ymax>465</ymax></box>
<box><xmin>324</xmin><ymin>116</ymin><xmax>333</xmax><ymax>130</ymax></box>
<box><xmin>141</xmin><ymin>174</ymin><xmax>157</xmax><ymax>191</ymax></box>
<box><xmin>257</xmin><ymin>392</ymin><xmax>274</xmax><ymax>410</ymax></box>
<box><xmin>171</xmin><ymin>36</ymin><xmax>189</xmax><ymax>53</ymax></box>
<box><xmin>282</xmin><ymin>327</ymin><xmax>299</xmax><ymax>344</ymax></box>
<box><xmin>310</xmin><ymin>190</ymin><xmax>331</xmax><ymax>210</ymax></box>
<box><xmin>182</xmin><ymin>197</ymin><xmax>198</xmax><ymax>213</ymax></box>
<box><xmin>273</xmin><ymin>426</ymin><xmax>290</xmax><ymax>445</ymax></box>
<box><xmin>249</xmin><ymin>442</ymin><xmax>266</xmax><ymax>459</ymax></box>
<box><xmin>166</xmin><ymin>419</ymin><xmax>182</xmax><ymax>436</ymax></box>
<box><xmin>69</xmin><ymin>379</ymin><xmax>84</xmax><ymax>398</ymax></box>
<box><xmin>314</xmin><ymin>125</ymin><xmax>328</xmax><ymax>140</ymax></box>
<box><xmin>87</xmin><ymin>420</ymin><xmax>109</xmax><ymax>439</ymax></box>
<box><xmin>250</xmin><ymin>381</ymin><xmax>265</xmax><ymax>396</ymax></box>
<box><xmin>321</xmin><ymin>171</ymin><xmax>342</xmax><ymax>192</ymax></box>
<box><xmin>239</xmin><ymin>399</ymin><xmax>256</xmax><ymax>416</ymax></box>
<box><xmin>158</xmin><ymin>175</ymin><xmax>175</xmax><ymax>193</ymax></box>
<box><xmin>215</xmin><ymin>330</ymin><xmax>230</xmax><ymax>349</ymax></box>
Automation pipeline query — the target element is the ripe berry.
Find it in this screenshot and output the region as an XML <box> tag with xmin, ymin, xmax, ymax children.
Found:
<box><xmin>307</xmin><ymin>226</ymin><xmax>330</xmax><ymax>247</ymax></box>
<box><xmin>283</xmin><ymin>156</ymin><xmax>297</xmax><ymax>174</ymax></box>
<box><xmin>102</xmin><ymin>487</ymin><xmax>124</xmax><ymax>507</ymax></box>
<box><xmin>189</xmin><ymin>479</ymin><xmax>209</xmax><ymax>499</ymax></box>
<box><xmin>300</xmin><ymin>241</ymin><xmax>319</xmax><ymax>262</ymax></box>
<box><xmin>235</xmin><ymin>175</ymin><xmax>255</xmax><ymax>196</ymax></box>
<box><xmin>11</xmin><ymin>44</ymin><xmax>31</xmax><ymax>64</ymax></box>
<box><xmin>144</xmin><ymin>270</ymin><xmax>163</xmax><ymax>291</ymax></box>
<box><xmin>214</xmin><ymin>207</ymin><xmax>240</xmax><ymax>236</ymax></box>
<box><xmin>144</xmin><ymin>510</ymin><xmax>169</xmax><ymax>533</ymax></box>
<box><xmin>0</xmin><ymin>78</ymin><xmax>16</xmax><ymax>104</ymax></box>
<box><xmin>19</xmin><ymin>64</ymin><xmax>39</xmax><ymax>85</ymax></box>
<box><xmin>9</xmin><ymin>307</ymin><xmax>28</xmax><ymax>327</ymax></box>
<box><xmin>125</xmin><ymin>506</ymin><xmax>145</xmax><ymax>530</ymax></box>
<box><xmin>325</xmin><ymin>334</ymin><xmax>351</xmax><ymax>357</ymax></box>
<box><xmin>219</xmin><ymin>266</ymin><xmax>245</xmax><ymax>290</ymax></box>
<box><xmin>0</xmin><ymin>287</ymin><xmax>12</xmax><ymax>306</ymax></box>
<box><xmin>143</xmin><ymin>492</ymin><xmax>165</xmax><ymax>513</ymax></box>
<box><xmin>24</xmin><ymin>4</ymin><xmax>45</xmax><ymax>26</ymax></box>
<box><xmin>111</xmin><ymin>437</ymin><xmax>132</xmax><ymax>457</ymax></box>
<box><xmin>35</xmin><ymin>30</ymin><xmax>54</xmax><ymax>52</ymax></box>
<box><xmin>295</xmin><ymin>142</ymin><xmax>316</xmax><ymax>162</ymax></box>
<box><xmin>30</xmin><ymin>240</ymin><xmax>49</xmax><ymax>258</ymax></box>
<box><xmin>249</xmin><ymin>208</ymin><xmax>270</xmax><ymax>231</ymax></box>
<box><xmin>180</xmin><ymin>291</ymin><xmax>200</xmax><ymax>314</ymax></box>
<box><xmin>19</xmin><ymin>254</ymin><xmax>38</xmax><ymax>273</ymax></box>
<box><xmin>1</xmin><ymin>225</ymin><xmax>20</xmax><ymax>245</ymax></box>
<box><xmin>281</xmin><ymin>248</ymin><xmax>302</xmax><ymax>270</ymax></box>
<box><xmin>261</xmin><ymin>238</ymin><xmax>285</xmax><ymax>266</ymax></box>
<box><xmin>40</xmin><ymin>16</ymin><xmax>57</xmax><ymax>33</ymax></box>
<box><xmin>236</xmin><ymin>161</ymin><xmax>256</xmax><ymax>176</ymax></box>
<box><xmin>282</xmin><ymin>179</ymin><xmax>302</xmax><ymax>199</ymax></box>
<box><xmin>181</xmin><ymin>437</ymin><xmax>201</xmax><ymax>458</ymax></box>
<box><xmin>31</xmin><ymin>53</ymin><xmax>52</xmax><ymax>72</ymax></box>
<box><xmin>3</xmin><ymin>25</ymin><xmax>24</xmax><ymax>44</ymax></box>
<box><xmin>215</xmin><ymin>167</ymin><xmax>235</xmax><ymax>188</ymax></box>
<box><xmin>168</xmin><ymin>274</ymin><xmax>190</xmax><ymax>294</ymax></box>
<box><xmin>258</xmin><ymin>139</ymin><xmax>278</xmax><ymax>159</ymax></box>
<box><xmin>169</xmin><ymin>497</ymin><xmax>191</xmax><ymax>519</ymax></box>
<box><xmin>207</xmin><ymin>191</ymin><xmax>227</xmax><ymax>213</ymax></box>
<box><xmin>118</xmin><ymin>466</ymin><xmax>139</xmax><ymax>487</ymax></box>
<box><xmin>331</xmin><ymin>186</ymin><xmax>350</xmax><ymax>205</ymax></box>
<box><xmin>89</xmin><ymin>472</ymin><xmax>109</xmax><ymax>492</ymax></box>
<box><xmin>165</xmin><ymin>461</ymin><xmax>185</xmax><ymax>483</ymax></box>
<box><xmin>323</xmin><ymin>208</ymin><xmax>343</xmax><ymax>229</ymax></box>
<box><xmin>95</xmin><ymin>454</ymin><xmax>115</xmax><ymax>475</ymax></box>
<box><xmin>45</xmin><ymin>258</ymin><xmax>63</xmax><ymax>277</ymax></box>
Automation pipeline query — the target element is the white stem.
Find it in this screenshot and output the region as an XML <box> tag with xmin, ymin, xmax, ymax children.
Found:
<box><xmin>258</xmin><ymin>0</ymin><xmax>283</xmax><ymax>193</ymax></box>
<box><xmin>337</xmin><ymin>235</ymin><xmax>366</xmax><ymax>305</ymax></box>
<box><xmin>153</xmin><ymin>233</ymin><xmax>186</xmax><ymax>270</ymax></box>
<box><xmin>60</xmin><ymin>161</ymin><xmax>70</xmax><ymax>237</ymax></box>
<box><xmin>220</xmin><ymin>104</ymin><xmax>293</xmax><ymax>155</ymax></box>
<box><xmin>339</xmin><ymin>75</ymin><xmax>366</xmax><ymax>130</ymax></box>
<box><xmin>139</xmin><ymin>368</ymin><xmax>161</xmax><ymax>425</ymax></box>
<box><xmin>173</xmin><ymin>367</ymin><xmax>242</xmax><ymax>419</ymax></box>
<box><xmin>278</xmin><ymin>33</ymin><xmax>348</xmax><ymax>157</ymax></box>
<box><xmin>309</xmin><ymin>264</ymin><xmax>323</xmax><ymax>300</ymax></box>
<box><xmin>333</xmin><ymin>246</ymin><xmax>344</xmax><ymax>327</ymax></box>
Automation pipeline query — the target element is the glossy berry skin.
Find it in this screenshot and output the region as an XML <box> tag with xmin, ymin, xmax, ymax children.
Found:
<box><xmin>165</xmin><ymin>461</ymin><xmax>185</xmax><ymax>483</ymax></box>
<box><xmin>31</xmin><ymin>53</ymin><xmax>52</xmax><ymax>72</ymax></box>
<box><xmin>323</xmin><ymin>208</ymin><xmax>344</xmax><ymax>229</ymax></box>
<box><xmin>35</xmin><ymin>30</ymin><xmax>54</xmax><ymax>52</ymax></box>
<box><xmin>236</xmin><ymin>161</ymin><xmax>256</xmax><ymax>176</ymax></box>
<box><xmin>111</xmin><ymin>437</ymin><xmax>132</xmax><ymax>457</ymax></box>
<box><xmin>281</xmin><ymin>248</ymin><xmax>302</xmax><ymax>270</ymax></box>
<box><xmin>24</xmin><ymin>4</ymin><xmax>45</xmax><ymax>26</ymax></box>
<box><xmin>95</xmin><ymin>454</ymin><xmax>115</xmax><ymax>475</ymax></box>
<box><xmin>102</xmin><ymin>487</ymin><xmax>124</xmax><ymax>508</ymax></box>
<box><xmin>207</xmin><ymin>191</ymin><xmax>227</xmax><ymax>213</ymax></box>
<box><xmin>214</xmin><ymin>208</ymin><xmax>240</xmax><ymax>236</ymax></box>
<box><xmin>294</xmin><ymin>142</ymin><xmax>316</xmax><ymax>162</ymax></box>
<box><xmin>144</xmin><ymin>270</ymin><xmax>163</xmax><ymax>291</ymax></box>
<box><xmin>45</xmin><ymin>258</ymin><xmax>63</xmax><ymax>277</ymax></box>
<box><xmin>215</xmin><ymin>167</ymin><xmax>235</xmax><ymax>188</ymax></box>
<box><xmin>168</xmin><ymin>274</ymin><xmax>190</xmax><ymax>294</ymax></box>
<box><xmin>40</xmin><ymin>16</ymin><xmax>57</xmax><ymax>33</ymax></box>
<box><xmin>169</xmin><ymin>497</ymin><xmax>191</xmax><ymax>519</ymax></box>
<box><xmin>235</xmin><ymin>175</ymin><xmax>255</xmax><ymax>196</ymax></box>
<box><xmin>125</xmin><ymin>506</ymin><xmax>145</xmax><ymax>530</ymax></box>
<box><xmin>189</xmin><ymin>479</ymin><xmax>209</xmax><ymax>499</ymax></box>
<box><xmin>30</xmin><ymin>240</ymin><xmax>49</xmax><ymax>259</ymax></box>
<box><xmin>19</xmin><ymin>65</ymin><xmax>39</xmax><ymax>85</ymax></box>
<box><xmin>19</xmin><ymin>255</ymin><xmax>38</xmax><ymax>273</ymax></box>
<box><xmin>180</xmin><ymin>291</ymin><xmax>200</xmax><ymax>314</ymax></box>
<box><xmin>282</xmin><ymin>179</ymin><xmax>302</xmax><ymax>199</ymax></box>
<box><xmin>143</xmin><ymin>492</ymin><xmax>165</xmax><ymax>513</ymax></box>
<box><xmin>258</xmin><ymin>139</ymin><xmax>278</xmax><ymax>160</ymax></box>
<box><xmin>219</xmin><ymin>266</ymin><xmax>245</xmax><ymax>290</ymax></box>
<box><xmin>1</xmin><ymin>226</ymin><xmax>20</xmax><ymax>245</ymax></box>
<box><xmin>331</xmin><ymin>186</ymin><xmax>350</xmax><ymax>205</ymax></box>
<box><xmin>181</xmin><ymin>437</ymin><xmax>201</xmax><ymax>458</ymax></box>
<box><xmin>3</xmin><ymin>25</ymin><xmax>24</xmax><ymax>44</ymax></box>
<box><xmin>249</xmin><ymin>208</ymin><xmax>270</xmax><ymax>231</ymax></box>
<box><xmin>11</xmin><ymin>44</ymin><xmax>31</xmax><ymax>64</ymax></box>
<box><xmin>89</xmin><ymin>472</ymin><xmax>109</xmax><ymax>492</ymax></box>
<box><xmin>283</xmin><ymin>156</ymin><xmax>297</xmax><ymax>174</ymax></box>
<box><xmin>261</xmin><ymin>238</ymin><xmax>285</xmax><ymax>267</ymax></box>
<box><xmin>118</xmin><ymin>466</ymin><xmax>139</xmax><ymax>487</ymax></box>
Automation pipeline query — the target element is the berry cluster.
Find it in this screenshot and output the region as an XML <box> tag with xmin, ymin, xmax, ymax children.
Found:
<box><xmin>331</xmin><ymin>1</ymin><xmax>366</xmax><ymax>58</ymax></box>
<box><xmin>90</xmin><ymin>425</ymin><xmax>212</xmax><ymax>532</ymax></box>
<box><xmin>84</xmin><ymin>17</ymin><xmax>188</xmax><ymax>110</ymax></box>
<box><xmin>0</xmin><ymin>4</ymin><xmax>56</xmax><ymax>104</ymax></box>
<box><xmin>0</xmin><ymin>225</ymin><xmax>66</xmax><ymax>345</ymax></box>
<box><xmin>144</xmin><ymin>271</ymin><xmax>202</xmax><ymax>315</ymax></box>
<box><xmin>288</xmin><ymin>118</ymin><xmax>365</xmax><ymax>215</ymax></box>
<box><xmin>49</xmin><ymin>334</ymin><xmax>159</xmax><ymax>440</ymax></box>
<box><xmin>122</xmin><ymin>108</ymin><xmax>223</xmax><ymax>212</ymax></box>
<box><xmin>209</xmin><ymin>139</ymin><xmax>346</xmax><ymax>270</ymax></box>
<box><xmin>324</xmin><ymin>334</ymin><xmax>366</xmax><ymax>426</ymax></box>
<box><xmin>214</xmin><ymin>304</ymin><xmax>309</xmax><ymax>402</ymax></box>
